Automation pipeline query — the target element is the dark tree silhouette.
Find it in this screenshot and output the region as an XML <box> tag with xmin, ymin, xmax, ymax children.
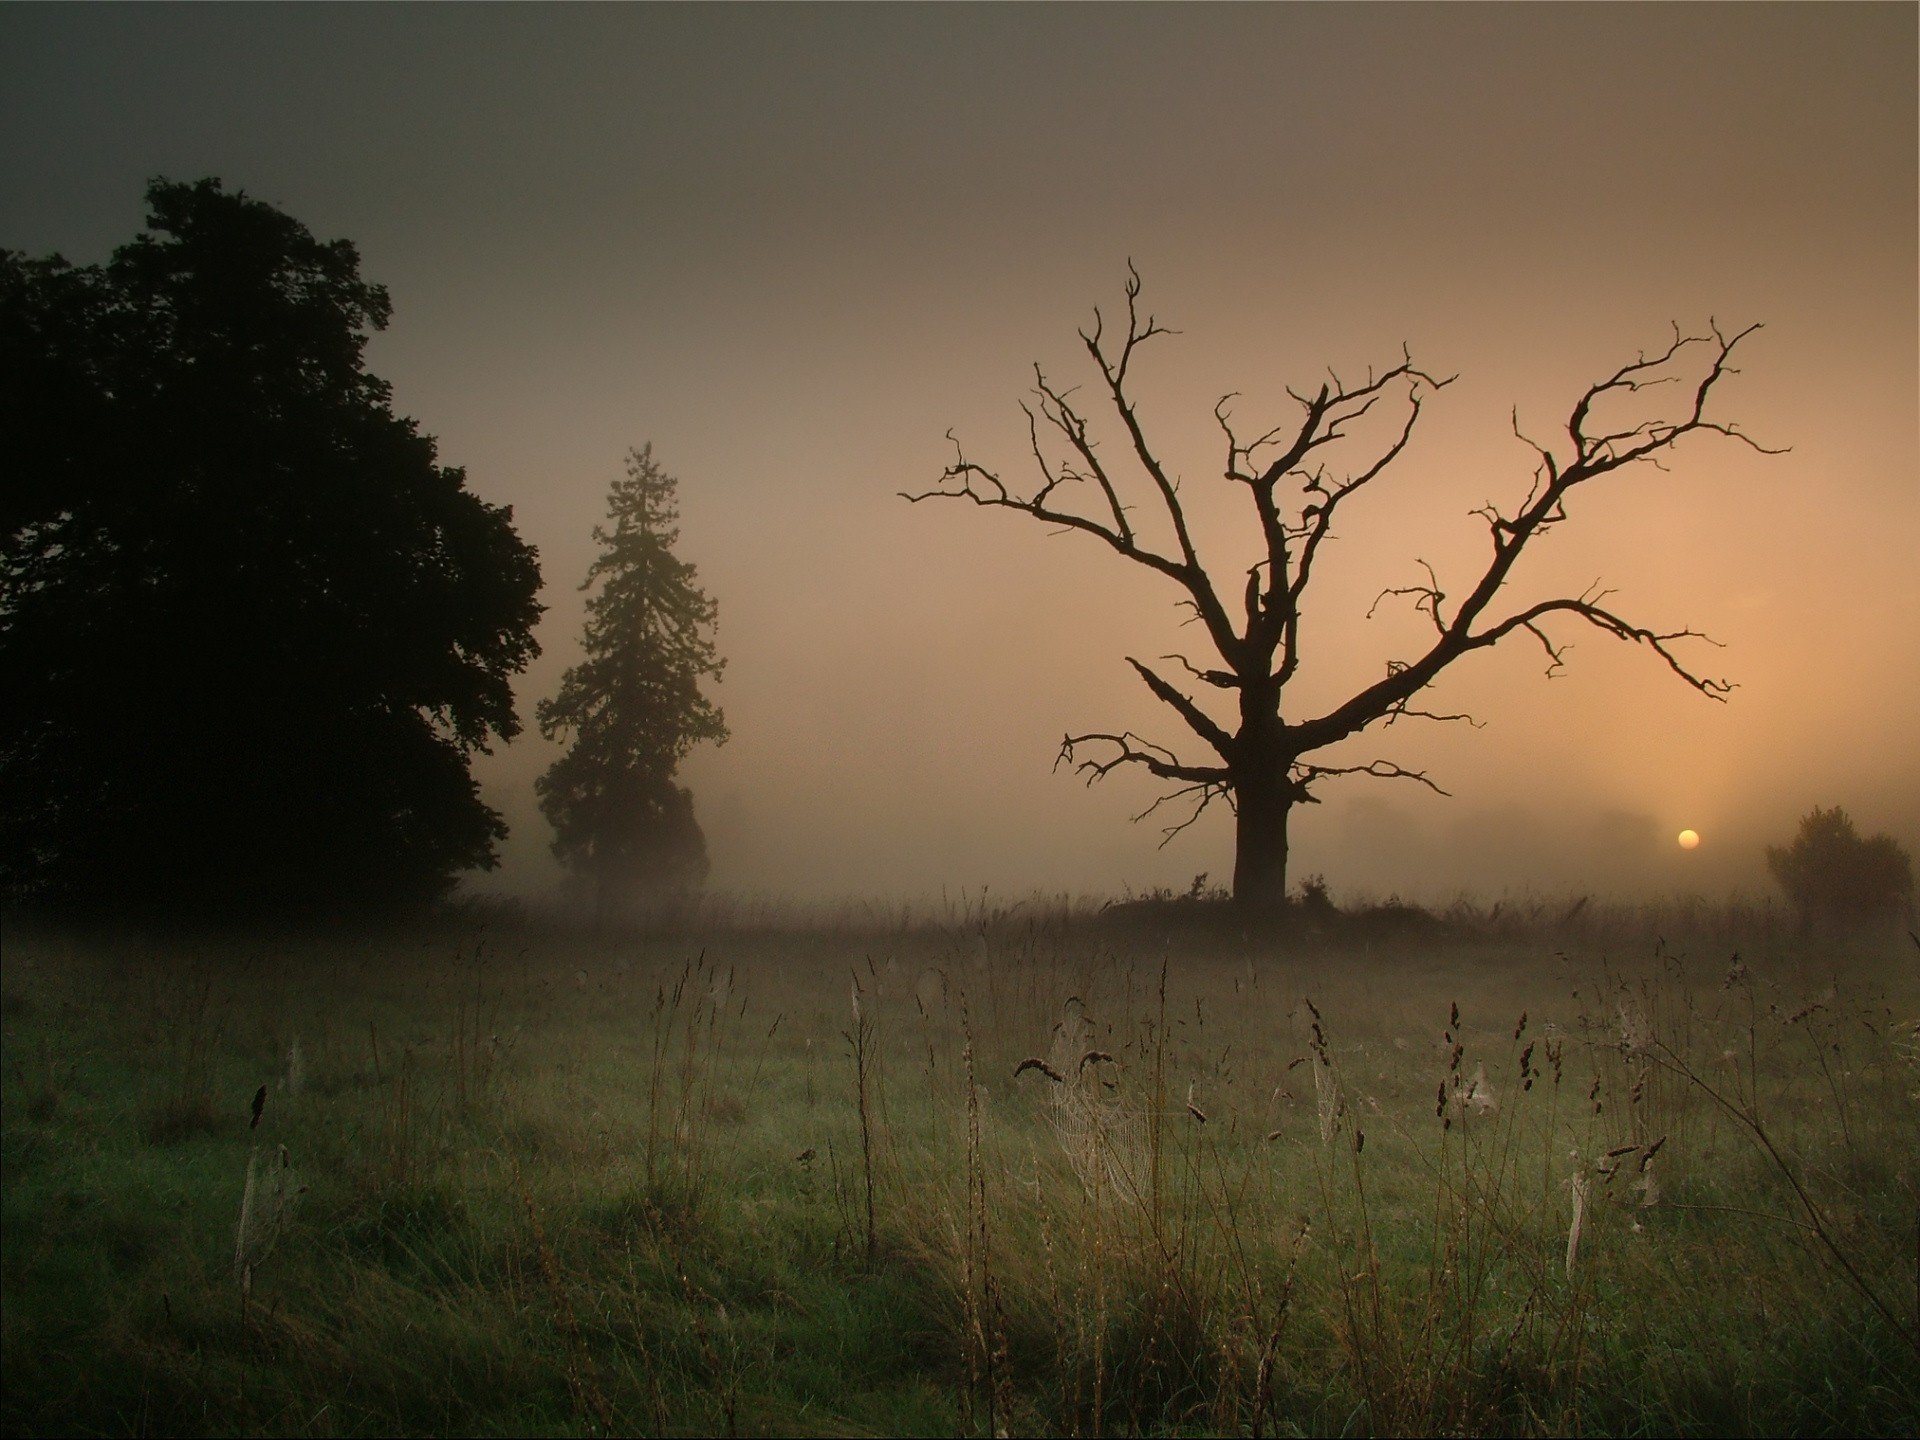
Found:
<box><xmin>906</xmin><ymin>270</ymin><xmax>1776</xmax><ymax>908</ymax></box>
<box><xmin>537</xmin><ymin>444</ymin><xmax>726</xmax><ymax>922</ymax></box>
<box><xmin>1</xmin><ymin>178</ymin><xmax>543</xmax><ymax>914</ymax></box>
<box><xmin>1767</xmin><ymin>807</ymin><xmax>1914</xmax><ymax>926</ymax></box>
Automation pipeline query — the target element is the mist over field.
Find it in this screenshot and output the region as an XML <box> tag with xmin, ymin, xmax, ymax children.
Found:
<box><xmin>4</xmin><ymin>12</ymin><xmax>1918</xmax><ymax>1434</ymax></box>
<box><xmin>4</xmin><ymin>3</ymin><xmax>1915</xmax><ymax>917</ymax></box>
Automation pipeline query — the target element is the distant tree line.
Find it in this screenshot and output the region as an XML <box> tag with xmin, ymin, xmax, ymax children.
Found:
<box><xmin>15</xmin><ymin>181</ymin><xmax>1888</xmax><ymax>927</ymax></box>
<box><xmin>2</xmin><ymin>178</ymin><xmax>722</xmax><ymax>919</ymax></box>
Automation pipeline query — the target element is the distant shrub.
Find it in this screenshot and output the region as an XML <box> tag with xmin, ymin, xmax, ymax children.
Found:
<box><xmin>1765</xmin><ymin>806</ymin><xmax>1913</xmax><ymax>924</ymax></box>
<box><xmin>1297</xmin><ymin>873</ymin><xmax>1338</xmax><ymax>920</ymax></box>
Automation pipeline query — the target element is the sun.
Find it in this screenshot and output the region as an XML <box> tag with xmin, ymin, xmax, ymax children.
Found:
<box><xmin>1677</xmin><ymin>829</ymin><xmax>1701</xmax><ymax>850</ymax></box>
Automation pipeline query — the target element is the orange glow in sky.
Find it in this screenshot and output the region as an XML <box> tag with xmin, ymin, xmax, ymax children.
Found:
<box><xmin>3</xmin><ymin>5</ymin><xmax>1913</xmax><ymax>905</ymax></box>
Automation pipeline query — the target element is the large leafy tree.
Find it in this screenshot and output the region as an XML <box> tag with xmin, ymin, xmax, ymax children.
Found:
<box><xmin>537</xmin><ymin>444</ymin><xmax>727</xmax><ymax>920</ymax></box>
<box><xmin>1</xmin><ymin>178</ymin><xmax>543</xmax><ymax>914</ymax></box>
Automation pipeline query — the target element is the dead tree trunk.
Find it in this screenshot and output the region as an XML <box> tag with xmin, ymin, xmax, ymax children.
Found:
<box><xmin>1230</xmin><ymin>765</ymin><xmax>1296</xmax><ymax>910</ymax></box>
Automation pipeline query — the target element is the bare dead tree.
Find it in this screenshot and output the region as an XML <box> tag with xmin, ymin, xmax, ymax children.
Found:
<box><xmin>903</xmin><ymin>267</ymin><xmax>1781</xmax><ymax>909</ymax></box>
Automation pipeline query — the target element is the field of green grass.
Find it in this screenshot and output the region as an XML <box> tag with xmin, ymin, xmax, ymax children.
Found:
<box><xmin>3</xmin><ymin>907</ymin><xmax>1916</xmax><ymax>1437</ymax></box>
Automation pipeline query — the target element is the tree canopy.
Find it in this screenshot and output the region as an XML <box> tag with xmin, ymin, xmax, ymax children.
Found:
<box><xmin>1</xmin><ymin>177</ymin><xmax>544</xmax><ymax>914</ymax></box>
<box><xmin>537</xmin><ymin>444</ymin><xmax>726</xmax><ymax>919</ymax></box>
<box><xmin>1766</xmin><ymin>807</ymin><xmax>1913</xmax><ymax>925</ymax></box>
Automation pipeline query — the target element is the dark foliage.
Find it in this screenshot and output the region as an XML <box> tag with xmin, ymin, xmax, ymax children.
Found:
<box><xmin>1766</xmin><ymin>806</ymin><xmax>1914</xmax><ymax>924</ymax></box>
<box><xmin>1</xmin><ymin>178</ymin><xmax>543</xmax><ymax>915</ymax></box>
<box><xmin>537</xmin><ymin>444</ymin><xmax>725</xmax><ymax>920</ymax></box>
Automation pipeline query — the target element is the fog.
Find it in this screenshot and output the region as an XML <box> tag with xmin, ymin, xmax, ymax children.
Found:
<box><xmin>5</xmin><ymin>5</ymin><xmax>1915</xmax><ymax>909</ymax></box>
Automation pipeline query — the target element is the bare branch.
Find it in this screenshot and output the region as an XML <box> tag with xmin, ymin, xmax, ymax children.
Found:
<box><xmin>1296</xmin><ymin>321</ymin><xmax>1766</xmax><ymax>751</ymax></box>
<box><xmin>1134</xmin><ymin>778</ymin><xmax>1234</xmax><ymax>846</ymax></box>
<box><xmin>1260</xmin><ymin>360</ymin><xmax>1450</xmax><ymax>687</ymax></box>
<box><xmin>1079</xmin><ymin>272</ymin><xmax>1239</xmax><ymax>658</ymax></box>
<box><xmin>1161</xmin><ymin>651</ymin><xmax>1241</xmax><ymax>690</ymax></box>
<box><xmin>1567</xmin><ymin>324</ymin><xmax>1694</xmax><ymax>454</ymax></box>
<box><xmin>1127</xmin><ymin>656</ymin><xmax>1235</xmax><ymax>759</ymax></box>
<box><xmin>1293</xmin><ymin>759</ymin><xmax>1452</xmax><ymax>798</ymax></box>
<box><xmin>1055</xmin><ymin>726</ymin><xmax>1233</xmax><ymax>847</ymax></box>
<box><xmin>1056</xmin><ymin>730</ymin><xmax>1229</xmax><ymax>788</ymax></box>
<box><xmin>1286</xmin><ymin>382</ymin><xmax>1430</xmax><ymax>604</ymax></box>
<box><xmin>1215</xmin><ymin>393</ymin><xmax>1300</xmax><ymax>484</ymax></box>
<box><xmin>1565</xmin><ymin>323</ymin><xmax>1783</xmax><ymax>472</ymax></box>
<box><xmin>1380</xmin><ymin>696</ymin><xmax>1484</xmax><ymax>730</ymax></box>
<box><xmin>1510</xmin><ymin>407</ymin><xmax>1560</xmax><ymax>483</ymax></box>
<box><xmin>1029</xmin><ymin>368</ymin><xmax>1134</xmax><ymax>546</ymax></box>
<box><xmin>1474</xmin><ymin>595</ymin><xmax>1734</xmax><ymax>698</ymax></box>
<box><xmin>1367</xmin><ymin>559</ymin><xmax>1448</xmax><ymax>635</ymax></box>
<box><xmin>1087</xmin><ymin>260</ymin><xmax>1180</xmax><ymax>392</ymax></box>
<box><xmin>901</xmin><ymin>430</ymin><xmax>1192</xmax><ymax>587</ymax></box>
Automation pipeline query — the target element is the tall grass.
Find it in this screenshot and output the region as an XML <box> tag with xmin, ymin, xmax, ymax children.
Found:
<box><xmin>2</xmin><ymin>911</ymin><xmax>1914</xmax><ymax>1436</ymax></box>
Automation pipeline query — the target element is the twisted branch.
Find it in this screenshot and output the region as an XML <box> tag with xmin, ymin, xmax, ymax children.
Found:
<box><xmin>908</xmin><ymin>276</ymin><xmax>1775</xmax><ymax>867</ymax></box>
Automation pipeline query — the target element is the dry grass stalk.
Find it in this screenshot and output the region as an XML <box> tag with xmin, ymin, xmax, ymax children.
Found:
<box><xmin>1312</xmin><ymin>1051</ymin><xmax>1339</xmax><ymax>1145</ymax></box>
<box><xmin>958</xmin><ymin>992</ymin><xmax>991</xmax><ymax>1433</ymax></box>
<box><xmin>849</xmin><ymin>969</ymin><xmax>878</xmax><ymax>1265</ymax></box>
<box><xmin>1250</xmin><ymin>1218</ymin><xmax>1312</xmax><ymax>1440</ymax></box>
<box><xmin>234</xmin><ymin>1141</ymin><xmax>304</xmax><ymax>1332</ymax></box>
<box><xmin>1565</xmin><ymin>1169</ymin><xmax>1589</xmax><ymax>1278</ymax></box>
<box><xmin>234</xmin><ymin>1148</ymin><xmax>260</xmax><ymax>1285</ymax></box>
<box><xmin>518</xmin><ymin>1172</ymin><xmax>615</xmax><ymax>1433</ymax></box>
<box><xmin>234</xmin><ymin>1143</ymin><xmax>293</xmax><ymax>1278</ymax></box>
<box><xmin>1648</xmin><ymin>1031</ymin><xmax>1920</xmax><ymax>1358</ymax></box>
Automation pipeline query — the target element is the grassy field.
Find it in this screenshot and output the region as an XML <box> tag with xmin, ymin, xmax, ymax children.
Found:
<box><xmin>3</xmin><ymin>904</ymin><xmax>1916</xmax><ymax>1437</ymax></box>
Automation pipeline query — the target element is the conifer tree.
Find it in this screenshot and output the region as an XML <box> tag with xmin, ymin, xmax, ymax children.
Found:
<box><xmin>536</xmin><ymin>445</ymin><xmax>726</xmax><ymax>918</ymax></box>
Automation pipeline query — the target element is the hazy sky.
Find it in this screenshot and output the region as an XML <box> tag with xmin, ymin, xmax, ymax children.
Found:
<box><xmin>5</xmin><ymin>5</ymin><xmax>1915</xmax><ymax>907</ymax></box>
